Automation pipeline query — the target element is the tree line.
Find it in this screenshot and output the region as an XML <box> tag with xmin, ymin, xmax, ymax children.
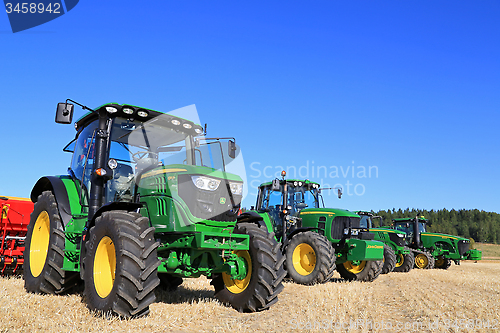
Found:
<box><xmin>374</xmin><ymin>208</ymin><xmax>500</xmax><ymax>244</ymax></box>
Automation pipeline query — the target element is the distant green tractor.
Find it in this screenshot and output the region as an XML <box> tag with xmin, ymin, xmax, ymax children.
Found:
<box><xmin>23</xmin><ymin>100</ymin><xmax>285</xmax><ymax>317</ymax></box>
<box><xmin>356</xmin><ymin>211</ymin><xmax>413</xmax><ymax>273</ymax></box>
<box><xmin>239</xmin><ymin>175</ymin><xmax>384</xmax><ymax>284</ymax></box>
<box><xmin>392</xmin><ymin>217</ymin><xmax>482</xmax><ymax>269</ymax></box>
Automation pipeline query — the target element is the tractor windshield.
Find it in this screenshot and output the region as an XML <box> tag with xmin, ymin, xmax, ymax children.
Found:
<box><xmin>109</xmin><ymin>117</ymin><xmax>238</xmax><ymax>172</ymax></box>
<box><xmin>257</xmin><ymin>182</ymin><xmax>319</xmax><ymax>215</ymax></box>
<box><xmin>359</xmin><ymin>215</ymin><xmax>371</xmax><ymax>228</ymax></box>
<box><xmin>418</xmin><ymin>222</ymin><xmax>427</xmax><ymax>233</ymax></box>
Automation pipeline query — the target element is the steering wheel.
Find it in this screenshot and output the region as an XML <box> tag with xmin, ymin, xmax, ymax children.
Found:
<box><xmin>132</xmin><ymin>151</ymin><xmax>158</xmax><ymax>162</ymax></box>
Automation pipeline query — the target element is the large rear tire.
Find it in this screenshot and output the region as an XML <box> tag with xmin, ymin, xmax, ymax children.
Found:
<box><xmin>24</xmin><ymin>191</ymin><xmax>80</xmax><ymax>294</ymax></box>
<box><xmin>211</xmin><ymin>222</ymin><xmax>286</xmax><ymax>312</ymax></box>
<box><xmin>337</xmin><ymin>260</ymin><xmax>383</xmax><ymax>282</ymax></box>
<box><xmin>392</xmin><ymin>250</ymin><xmax>414</xmax><ymax>273</ymax></box>
<box><xmin>83</xmin><ymin>211</ymin><xmax>160</xmax><ymax>318</ymax></box>
<box><xmin>434</xmin><ymin>256</ymin><xmax>452</xmax><ymax>269</ymax></box>
<box><xmin>381</xmin><ymin>244</ymin><xmax>396</xmax><ymax>274</ymax></box>
<box><xmin>285</xmin><ymin>231</ymin><xmax>336</xmax><ymax>285</ymax></box>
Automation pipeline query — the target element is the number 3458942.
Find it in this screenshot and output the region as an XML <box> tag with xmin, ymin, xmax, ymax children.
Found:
<box><xmin>5</xmin><ymin>3</ymin><xmax>61</xmax><ymax>14</ymax></box>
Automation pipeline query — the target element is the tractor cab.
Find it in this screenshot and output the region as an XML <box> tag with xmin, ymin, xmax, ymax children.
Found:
<box><xmin>63</xmin><ymin>103</ymin><xmax>243</xmax><ymax>224</ymax></box>
<box><xmin>393</xmin><ymin>217</ymin><xmax>428</xmax><ymax>248</ymax></box>
<box><xmin>255</xmin><ymin>177</ymin><xmax>320</xmax><ymax>237</ymax></box>
<box><xmin>356</xmin><ymin>211</ymin><xmax>383</xmax><ymax>229</ymax></box>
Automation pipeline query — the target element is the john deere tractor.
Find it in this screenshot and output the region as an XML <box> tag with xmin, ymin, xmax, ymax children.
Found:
<box><xmin>392</xmin><ymin>217</ymin><xmax>482</xmax><ymax>269</ymax></box>
<box><xmin>239</xmin><ymin>174</ymin><xmax>384</xmax><ymax>284</ymax></box>
<box><xmin>356</xmin><ymin>211</ymin><xmax>413</xmax><ymax>273</ymax></box>
<box><xmin>23</xmin><ymin>101</ymin><xmax>285</xmax><ymax>317</ymax></box>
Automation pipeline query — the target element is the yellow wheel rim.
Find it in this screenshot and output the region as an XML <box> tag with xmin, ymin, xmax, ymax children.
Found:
<box><xmin>30</xmin><ymin>211</ymin><xmax>51</xmax><ymax>277</ymax></box>
<box><xmin>395</xmin><ymin>254</ymin><xmax>405</xmax><ymax>268</ymax></box>
<box><xmin>435</xmin><ymin>257</ymin><xmax>445</xmax><ymax>267</ymax></box>
<box><xmin>93</xmin><ymin>236</ymin><xmax>116</xmax><ymax>298</ymax></box>
<box><xmin>222</xmin><ymin>250</ymin><xmax>252</xmax><ymax>294</ymax></box>
<box><xmin>415</xmin><ymin>254</ymin><xmax>428</xmax><ymax>269</ymax></box>
<box><xmin>343</xmin><ymin>260</ymin><xmax>367</xmax><ymax>274</ymax></box>
<box><xmin>292</xmin><ymin>243</ymin><xmax>316</xmax><ymax>276</ymax></box>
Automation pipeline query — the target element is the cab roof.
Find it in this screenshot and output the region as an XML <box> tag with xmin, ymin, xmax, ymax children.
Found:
<box><xmin>259</xmin><ymin>179</ymin><xmax>320</xmax><ymax>187</ymax></box>
<box><xmin>75</xmin><ymin>103</ymin><xmax>203</xmax><ymax>136</ymax></box>
<box><xmin>393</xmin><ymin>217</ymin><xmax>429</xmax><ymax>223</ymax></box>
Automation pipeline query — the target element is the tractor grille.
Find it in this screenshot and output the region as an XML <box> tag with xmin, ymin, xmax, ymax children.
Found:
<box><xmin>331</xmin><ymin>216</ymin><xmax>348</xmax><ymax>239</ymax></box>
<box><xmin>389</xmin><ymin>232</ymin><xmax>406</xmax><ymax>247</ymax></box>
<box><xmin>458</xmin><ymin>240</ymin><xmax>470</xmax><ymax>256</ymax></box>
<box><xmin>331</xmin><ymin>216</ymin><xmax>361</xmax><ymax>240</ymax></box>
<box><xmin>178</xmin><ymin>174</ymin><xmax>242</xmax><ymax>222</ymax></box>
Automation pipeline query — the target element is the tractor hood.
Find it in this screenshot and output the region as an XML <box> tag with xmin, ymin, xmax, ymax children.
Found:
<box><xmin>421</xmin><ymin>232</ymin><xmax>468</xmax><ymax>242</ymax></box>
<box><xmin>299</xmin><ymin>208</ymin><xmax>359</xmax><ymax>218</ymax></box>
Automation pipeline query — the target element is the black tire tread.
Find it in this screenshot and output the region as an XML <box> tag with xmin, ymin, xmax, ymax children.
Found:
<box><xmin>211</xmin><ymin>222</ymin><xmax>285</xmax><ymax>312</ymax></box>
<box><xmin>286</xmin><ymin>231</ymin><xmax>336</xmax><ymax>285</ymax></box>
<box><xmin>337</xmin><ymin>259</ymin><xmax>384</xmax><ymax>282</ymax></box>
<box><xmin>381</xmin><ymin>244</ymin><xmax>397</xmax><ymax>274</ymax></box>
<box><xmin>84</xmin><ymin>210</ymin><xmax>160</xmax><ymax>318</ymax></box>
<box><xmin>393</xmin><ymin>248</ymin><xmax>414</xmax><ymax>273</ymax></box>
<box><xmin>24</xmin><ymin>191</ymin><xmax>80</xmax><ymax>295</ymax></box>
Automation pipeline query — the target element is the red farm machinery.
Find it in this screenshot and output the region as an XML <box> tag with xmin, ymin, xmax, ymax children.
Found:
<box><xmin>0</xmin><ymin>196</ymin><xmax>33</xmax><ymax>274</ymax></box>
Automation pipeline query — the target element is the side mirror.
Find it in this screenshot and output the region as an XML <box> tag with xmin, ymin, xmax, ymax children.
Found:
<box><xmin>228</xmin><ymin>140</ymin><xmax>236</xmax><ymax>159</ymax></box>
<box><xmin>272</xmin><ymin>179</ymin><xmax>280</xmax><ymax>191</ymax></box>
<box><xmin>337</xmin><ymin>188</ymin><xmax>342</xmax><ymax>199</ymax></box>
<box><xmin>56</xmin><ymin>103</ymin><xmax>74</xmax><ymax>124</ymax></box>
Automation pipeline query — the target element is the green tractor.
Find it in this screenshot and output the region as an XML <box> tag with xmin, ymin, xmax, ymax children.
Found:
<box><xmin>239</xmin><ymin>174</ymin><xmax>384</xmax><ymax>284</ymax></box>
<box><xmin>392</xmin><ymin>217</ymin><xmax>482</xmax><ymax>269</ymax></box>
<box><xmin>23</xmin><ymin>101</ymin><xmax>285</xmax><ymax>317</ymax></box>
<box><xmin>355</xmin><ymin>211</ymin><xmax>414</xmax><ymax>273</ymax></box>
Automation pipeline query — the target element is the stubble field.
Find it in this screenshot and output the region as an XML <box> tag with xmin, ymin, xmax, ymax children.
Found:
<box><xmin>0</xmin><ymin>260</ymin><xmax>499</xmax><ymax>333</ymax></box>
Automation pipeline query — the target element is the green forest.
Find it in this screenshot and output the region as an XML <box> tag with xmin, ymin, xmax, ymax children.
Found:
<box><xmin>374</xmin><ymin>208</ymin><xmax>500</xmax><ymax>244</ymax></box>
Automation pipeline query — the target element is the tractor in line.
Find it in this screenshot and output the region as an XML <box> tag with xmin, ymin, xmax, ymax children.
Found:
<box><xmin>22</xmin><ymin>100</ymin><xmax>285</xmax><ymax>317</ymax></box>
<box><xmin>239</xmin><ymin>174</ymin><xmax>385</xmax><ymax>285</ymax></box>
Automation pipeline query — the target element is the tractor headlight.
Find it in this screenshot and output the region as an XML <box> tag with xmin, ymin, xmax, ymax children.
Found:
<box><xmin>171</xmin><ymin>119</ymin><xmax>181</xmax><ymax>126</ymax></box>
<box><xmin>351</xmin><ymin>229</ymin><xmax>359</xmax><ymax>236</ymax></box>
<box><xmin>183</xmin><ymin>123</ymin><xmax>192</xmax><ymax>129</ymax></box>
<box><xmin>106</xmin><ymin>106</ymin><xmax>118</xmax><ymax>113</ymax></box>
<box><xmin>396</xmin><ymin>233</ymin><xmax>404</xmax><ymax>238</ymax></box>
<box><xmin>191</xmin><ymin>176</ymin><xmax>221</xmax><ymax>191</ymax></box>
<box><xmin>108</xmin><ymin>158</ymin><xmax>118</xmax><ymax>170</ymax></box>
<box><xmin>344</xmin><ymin>228</ymin><xmax>349</xmax><ymax>235</ymax></box>
<box><xmin>229</xmin><ymin>182</ymin><xmax>243</xmax><ymax>195</ymax></box>
<box><xmin>137</xmin><ymin>110</ymin><xmax>148</xmax><ymax>118</ymax></box>
<box><xmin>123</xmin><ymin>108</ymin><xmax>134</xmax><ymax>115</ymax></box>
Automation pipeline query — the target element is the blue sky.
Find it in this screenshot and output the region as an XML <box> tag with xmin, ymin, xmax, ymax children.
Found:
<box><xmin>1</xmin><ymin>1</ymin><xmax>499</xmax><ymax>213</ymax></box>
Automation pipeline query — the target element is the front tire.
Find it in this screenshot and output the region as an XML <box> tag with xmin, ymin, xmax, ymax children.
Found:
<box><xmin>24</xmin><ymin>191</ymin><xmax>79</xmax><ymax>294</ymax></box>
<box><xmin>337</xmin><ymin>260</ymin><xmax>383</xmax><ymax>282</ymax></box>
<box><xmin>434</xmin><ymin>256</ymin><xmax>452</xmax><ymax>269</ymax></box>
<box><xmin>285</xmin><ymin>231</ymin><xmax>336</xmax><ymax>285</ymax></box>
<box><xmin>84</xmin><ymin>211</ymin><xmax>160</xmax><ymax>318</ymax></box>
<box><xmin>392</xmin><ymin>250</ymin><xmax>414</xmax><ymax>273</ymax></box>
<box><xmin>211</xmin><ymin>222</ymin><xmax>286</xmax><ymax>312</ymax></box>
<box><xmin>381</xmin><ymin>244</ymin><xmax>396</xmax><ymax>274</ymax></box>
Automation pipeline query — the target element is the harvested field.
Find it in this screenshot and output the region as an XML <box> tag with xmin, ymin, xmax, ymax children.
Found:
<box><xmin>476</xmin><ymin>243</ymin><xmax>500</xmax><ymax>260</ymax></box>
<box><xmin>0</xmin><ymin>261</ymin><xmax>498</xmax><ymax>332</ymax></box>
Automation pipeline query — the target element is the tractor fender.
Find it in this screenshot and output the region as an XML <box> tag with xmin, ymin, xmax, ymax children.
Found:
<box><xmin>237</xmin><ymin>211</ymin><xmax>268</xmax><ymax>231</ymax></box>
<box><xmin>284</xmin><ymin>227</ymin><xmax>318</xmax><ymax>247</ymax></box>
<box><xmin>86</xmin><ymin>201</ymin><xmax>143</xmax><ymax>236</ymax></box>
<box><xmin>31</xmin><ymin>176</ymin><xmax>73</xmax><ymax>228</ymax></box>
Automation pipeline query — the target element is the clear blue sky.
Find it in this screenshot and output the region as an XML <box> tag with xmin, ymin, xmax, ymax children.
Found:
<box><xmin>1</xmin><ymin>1</ymin><xmax>499</xmax><ymax>213</ymax></box>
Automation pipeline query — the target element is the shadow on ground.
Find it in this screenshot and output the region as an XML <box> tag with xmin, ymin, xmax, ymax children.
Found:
<box><xmin>155</xmin><ymin>285</ymin><xmax>217</xmax><ymax>305</ymax></box>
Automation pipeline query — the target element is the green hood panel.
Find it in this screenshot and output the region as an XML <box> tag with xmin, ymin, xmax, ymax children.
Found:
<box><xmin>421</xmin><ymin>232</ymin><xmax>468</xmax><ymax>242</ymax></box>
<box><xmin>299</xmin><ymin>208</ymin><xmax>359</xmax><ymax>217</ymax></box>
